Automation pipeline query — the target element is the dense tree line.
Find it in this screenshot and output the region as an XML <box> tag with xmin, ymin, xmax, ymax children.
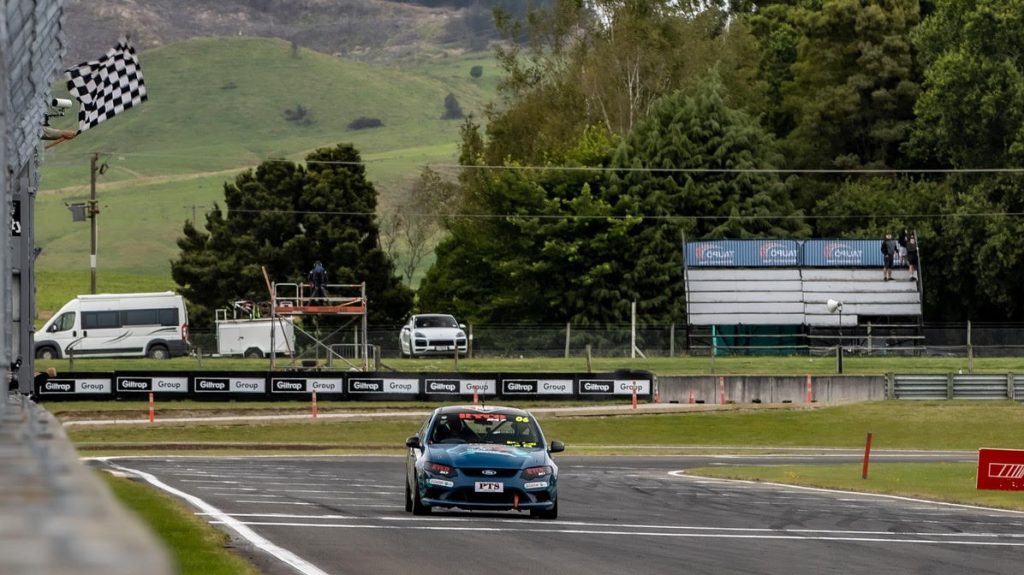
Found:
<box><xmin>416</xmin><ymin>0</ymin><xmax>1024</xmax><ymax>324</ymax></box>
<box><xmin>173</xmin><ymin>1</ymin><xmax>1024</xmax><ymax>327</ymax></box>
<box><xmin>172</xmin><ymin>144</ymin><xmax>413</xmax><ymax>328</ymax></box>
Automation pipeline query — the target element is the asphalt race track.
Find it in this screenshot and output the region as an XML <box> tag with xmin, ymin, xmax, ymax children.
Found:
<box><xmin>94</xmin><ymin>454</ymin><xmax>1024</xmax><ymax>575</ymax></box>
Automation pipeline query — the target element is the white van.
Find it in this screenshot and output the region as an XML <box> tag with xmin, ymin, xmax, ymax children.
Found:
<box><xmin>34</xmin><ymin>292</ymin><xmax>190</xmax><ymax>360</ymax></box>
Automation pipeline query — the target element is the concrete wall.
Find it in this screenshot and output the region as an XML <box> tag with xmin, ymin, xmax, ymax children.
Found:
<box><xmin>658</xmin><ymin>374</ymin><xmax>886</xmax><ymax>404</ymax></box>
<box><xmin>1</xmin><ymin>395</ymin><xmax>173</xmax><ymax>575</ymax></box>
<box><xmin>2</xmin><ymin>5</ymin><xmax>172</xmax><ymax>573</ymax></box>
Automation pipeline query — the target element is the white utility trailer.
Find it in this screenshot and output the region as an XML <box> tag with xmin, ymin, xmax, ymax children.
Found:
<box><xmin>215</xmin><ymin>309</ymin><xmax>295</xmax><ymax>358</ymax></box>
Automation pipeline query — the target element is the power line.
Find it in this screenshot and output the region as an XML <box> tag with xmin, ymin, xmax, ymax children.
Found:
<box><xmin>226</xmin><ymin>207</ymin><xmax>1024</xmax><ymax>221</ymax></box>
<box><xmin>44</xmin><ymin>150</ymin><xmax>1024</xmax><ymax>174</ymax></box>
<box><xmin>426</xmin><ymin>163</ymin><xmax>1024</xmax><ymax>175</ymax></box>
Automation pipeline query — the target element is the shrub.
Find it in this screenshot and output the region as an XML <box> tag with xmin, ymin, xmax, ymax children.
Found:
<box><xmin>470</xmin><ymin>65</ymin><xmax>483</xmax><ymax>79</ymax></box>
<box><xmin>347</xmin><ymin>116</ymin><xmax>383</xmax><ymax>130</ymax></box>
<box><xmin>442</xmin><ymin>93</ymin><xmax>464</xmax><ymax>120</ymax></box>
<box><xmin>283</xmin><ymin>104</ymin><xmax>313</xmax><ymax>126</ymax></box>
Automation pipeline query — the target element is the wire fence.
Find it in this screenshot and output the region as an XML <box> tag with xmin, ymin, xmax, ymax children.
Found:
<box><xmin>187</xmin><ymin>321</ymin><xmax>1024</xmax><ymax>359</ymax></box>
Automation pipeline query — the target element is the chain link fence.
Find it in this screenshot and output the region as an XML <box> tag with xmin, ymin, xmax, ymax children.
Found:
<box><xmin>190</xmin><ymin>322</ymin><xmax>680</xmax><ymax>360</ymax></box>
<box><xmin>186</xmin><ymin>321</ymin><xmax>1024</xmax><ymax>359</ymax></box>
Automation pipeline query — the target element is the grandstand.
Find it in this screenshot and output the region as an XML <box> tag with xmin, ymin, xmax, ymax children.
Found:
<box><xmin>684</xmin><ymin>239</ymin><xmax>923</xmax><ymax>355</ymax></box>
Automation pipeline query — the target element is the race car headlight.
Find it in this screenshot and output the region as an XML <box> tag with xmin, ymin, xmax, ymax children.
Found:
<box><xmin>522</xmin><ymin>466</ymin><xmax>552</xmax><ymax>480</ymax></box>
<box><xmin>426</xmin><ymin>462</ymin><xmax>456</xmax><ymax>477</ymax></box>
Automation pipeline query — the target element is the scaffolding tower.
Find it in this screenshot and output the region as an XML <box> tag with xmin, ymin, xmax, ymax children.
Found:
<box><xmin>268</xmin><ymin>279</ymin><xmax>369</xmax><ymax>370</ymax></box>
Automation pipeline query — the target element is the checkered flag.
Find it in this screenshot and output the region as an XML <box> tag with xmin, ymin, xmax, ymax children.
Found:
<box><xmin>65</xmin><ymin>36</ymin><xmax>148</xmax><ymax>133</ymax></box>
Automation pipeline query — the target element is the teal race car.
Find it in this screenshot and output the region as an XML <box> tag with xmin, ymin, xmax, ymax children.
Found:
<box><xmin>405</xmin><ymin>405</ymin><xmax>564</xmax><ymax>519</ymax></box>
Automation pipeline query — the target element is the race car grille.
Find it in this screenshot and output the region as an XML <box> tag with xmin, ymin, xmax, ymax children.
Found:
<box><xmin>459</xmin><ymin>468</ymin><xmax>519</xmax><ymax>478</ymax></box>
<box><xmin>449</xmin><ymin>488</ymin><xmax>530</xmax><ymax>505</ymax></box>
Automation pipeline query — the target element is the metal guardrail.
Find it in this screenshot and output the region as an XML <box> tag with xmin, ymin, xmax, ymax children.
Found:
<box><xmin>891</xmin><ymin>374</ymin><xmax>948</xmax><ymax>400</ymax></box>
<box><xmin>953</xmin><ymin>374</ymin><xmax>1011</xmax><ymax>400</ymax></box>
<box><xmin>891</xmin><ymin>374</ymin><xmax>1019</xmax><ymax>401</ymax></box>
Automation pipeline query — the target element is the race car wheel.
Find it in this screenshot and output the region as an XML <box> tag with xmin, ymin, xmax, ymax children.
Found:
<box><xmin>531</xmin><ymin>499</ymin><xmax>558</xmax><ymax>520</ymax></box>
<box><xmin>404</xmin><ymin>480</ymin><xmax>413</xmax><ymax>512</ymax></box>
<box><xmin>410</xmin><ymin>481</ymin><xmax>431</xmax><ymax>515</ymax></box>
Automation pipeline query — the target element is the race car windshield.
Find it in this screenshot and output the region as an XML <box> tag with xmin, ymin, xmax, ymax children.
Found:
<box><xmin>430</xmin><ymin>412</ymin><xmax>542</xmax><ymax>448</ymax></box>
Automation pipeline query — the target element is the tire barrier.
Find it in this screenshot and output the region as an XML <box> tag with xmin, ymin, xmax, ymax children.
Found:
<box><xmin>32</xmin><ymin>370</ymin><xmax>655</xmax><ymax>402</ymax></box>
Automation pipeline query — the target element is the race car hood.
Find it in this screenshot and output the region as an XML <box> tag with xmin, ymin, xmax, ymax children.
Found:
<box><xmin>427</xmin><ymin>443</ymin><xmax>546</xmax><ymax>469</ymax></box>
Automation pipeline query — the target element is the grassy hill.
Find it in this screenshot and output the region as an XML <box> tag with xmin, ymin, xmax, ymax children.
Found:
<box><xmin>36</xmin><ymin>37</ymin><xmax>497</xmax><ymax>313</ymax></box>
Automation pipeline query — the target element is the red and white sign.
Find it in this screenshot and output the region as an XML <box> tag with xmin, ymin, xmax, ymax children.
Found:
<box><xmin>977</xmin><ymin>448</ymin><xmax>1024</xmax><ymax>491</ymax></box>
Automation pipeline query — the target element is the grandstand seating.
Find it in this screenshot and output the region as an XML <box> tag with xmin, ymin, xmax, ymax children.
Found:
<box><xmin>686</xmin><ymin>268</ymin><xmax>921</xmax><ymax>326</ymax></box>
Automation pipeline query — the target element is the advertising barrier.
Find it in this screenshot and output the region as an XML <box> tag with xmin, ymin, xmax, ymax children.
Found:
<box><xmin>685</xmin><ymin>239</ymin><xmax>893</xmax><ymax>268</ymax></box>
<box><xmin>35</xmin><ymin>372</ymin><xmax>114</xmax><ymax>399</ymax></box>
<box><xmin>686</xmin><ymin>240</ymin><xmax>801</xmax><ymax>268</ymax></box>
<box><xmin>269</xmin><ymin>375</ymin><xmax>345</xmax><ymax>400</ymax></box>
<box><xmin>501</xmin><ymin>375</ymin><xmax>574</xmax><ymax>396</ymax></box>
<box><xmin>347</xmin><ymin>376</ymin><xmax>420</xmax><ymax>398</ymax></box>
<box><xmin>33</xmin><ymin>370</ymin><xmax>654</xmax><ymax>402</ymax></box>
<box><xmin>193</xmin><ymin>374</ymin><xmax>267</xmax><ymax>398</ymax></box>
<box><xmin>115</xmin><ymin>372</ymin><xmax>189</xmax><ymax>397</ymax></box>
<box><xmin>802</xmin><ymin>239</ymin><xmax>888</xmax><ymax>267</ymax></box>
<box><xmin>579</xmin><ymin>378</ymin><xmax>651</xmax><ymax>395</ymax></box>
<box><xmin>420</xmin><ymin>376</ymin><xmax>498</xmax><ymax>399</ymax></box>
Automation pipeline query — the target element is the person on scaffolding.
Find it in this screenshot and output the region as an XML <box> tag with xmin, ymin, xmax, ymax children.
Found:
<box><xmin>308</xmin><ymin>261</ymin><xmax>328</xmax><ymax>305</ymax></box>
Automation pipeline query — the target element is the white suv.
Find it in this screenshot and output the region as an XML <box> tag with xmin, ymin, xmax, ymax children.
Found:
<box><xmin>399</xmin><ymin>314</ymin><xmax>468</xmax><ymax>358</ymax></box>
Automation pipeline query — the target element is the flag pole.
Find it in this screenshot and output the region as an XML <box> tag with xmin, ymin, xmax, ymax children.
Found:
<box><xmin>89</xmin><ymin>153</ymin><xmax>99</xmax><ymax>294</ymax></box>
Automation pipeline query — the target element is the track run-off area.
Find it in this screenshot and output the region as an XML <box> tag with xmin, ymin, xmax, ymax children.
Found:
<box><xmin>93</xmin><ymin>454</ymin><xmax>1024</xmax><ymax>575</ymax></box>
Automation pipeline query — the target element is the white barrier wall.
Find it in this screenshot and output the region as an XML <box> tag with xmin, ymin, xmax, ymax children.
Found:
<box><xmin>657</xmin><ymin>375</ymin><xmax>887</xmax><ymax>404</ymax></box>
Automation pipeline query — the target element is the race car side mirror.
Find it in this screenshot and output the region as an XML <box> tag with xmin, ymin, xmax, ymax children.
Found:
<box><xmin>406</xmin><ymin>436</ymin><xmax>422</xmax><ymax>449</ymax></box>
<box><xmin>548</xmin><ymin>440</ymin><xmax>565</xmax><ymax>453</ymax></box>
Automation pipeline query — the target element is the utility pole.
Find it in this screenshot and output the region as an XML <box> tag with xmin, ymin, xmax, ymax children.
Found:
<box><xmin>89</xmin><ymin>153</ymin><xmax>101</xmax><ymax>293</ymax></box>
<box><xmin>183</xmin><ymin>203</ymin><xmax>206</xmax><ymax>224</ymax></box>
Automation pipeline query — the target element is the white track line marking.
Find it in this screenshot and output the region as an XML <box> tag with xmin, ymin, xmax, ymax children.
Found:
<box><xmin>236</xmin><ymin>501</ymin><xmax>318</xmax><ymax>505</ymax></box>
<box><xmin>668</xmin><ymin>470</ymin><xmax>1024</xmax><ymax>516</ymax></box>
<box><xmin>99</xmin><ymin>460</ymin><xmax>329</xmax><ymax>575</ymax></box>
<box><xmin>205</xmin><ymin>520</ymin><xmax>1024</xmax><ymax>546</ymax></box>
<box><xmin>196</xmin><ymin>513</ymin><xmax>1024</xmax><ymax>537</ymax></box>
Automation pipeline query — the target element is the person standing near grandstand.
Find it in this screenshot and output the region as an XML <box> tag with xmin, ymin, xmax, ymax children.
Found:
<box><xmin>906</xmin><ymin>234</ymin><xmax>919</xmax><ymax>282</ymax></box>
<box><xmin>881</xmin><ymin>233</ymin><xmax>897</xmax><ymax>281</ymax></box>
<box><xmin>898</xmin><ymin>229</ymin><xmax>909</xmax><ymax>267</ymax></box>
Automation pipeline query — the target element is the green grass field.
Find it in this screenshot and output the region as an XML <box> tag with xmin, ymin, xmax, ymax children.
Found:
<box><xmin>102</xmin><ymin>473</ymin><xmax>261</xmax><ymax>575</ymax></box>
<box><xmin>35</xmin><ymin>37</ymin><xmax>496</xmax><ymax>298</ymax></box>
<box><xmin>690</xmin><ymin>463</ymin><xmax>1024</xmax><ymax>511</ymax></box>
<box><xmin>68</xmin><ymin>401</ymin><xmax>1024</xmax><ymax>453</ymax></box>
<box><xmin>32</xmin><ymin>354</ymin><xmax>1024</xmax><ymax>376</ymax></box>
